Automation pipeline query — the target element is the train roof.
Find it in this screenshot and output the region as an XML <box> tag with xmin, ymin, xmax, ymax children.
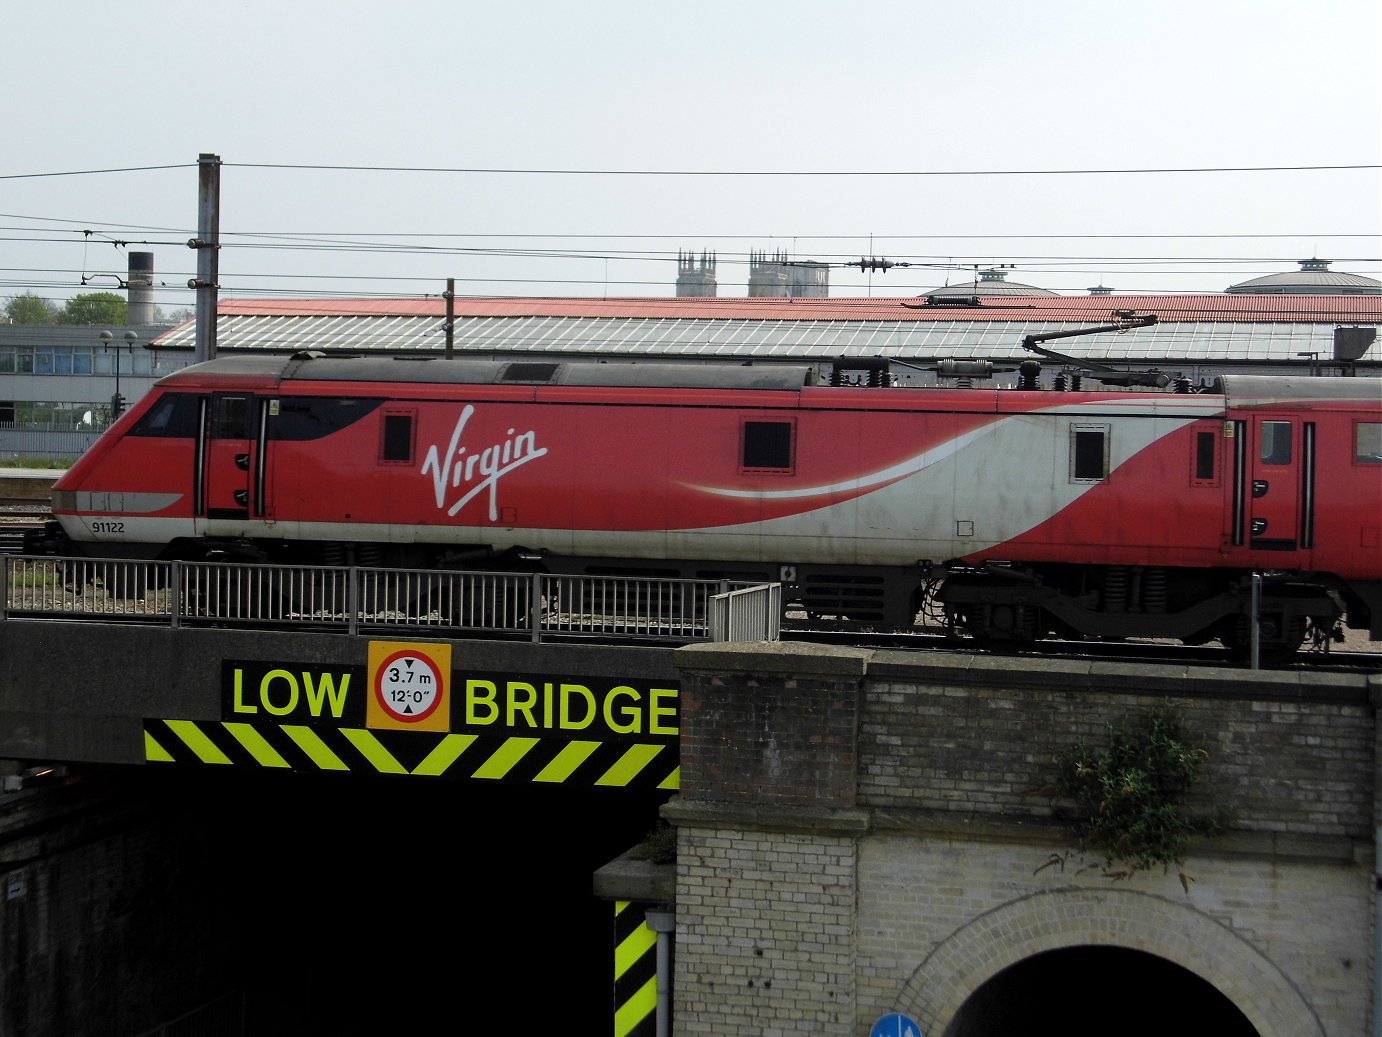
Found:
<box><xmin>161</xmin><ymin>351</ymin><xmax>818</xmax><ymax>391</ymax></box>
<box><xmin>1215</xmin><ymin>374</ymin><xmax>1382</xmax><ymax>405</ymax></box>
<box><xmin>158</xmin><ymin>352</ymin><xmax>1382</xmax><ymax>403</ymax></box>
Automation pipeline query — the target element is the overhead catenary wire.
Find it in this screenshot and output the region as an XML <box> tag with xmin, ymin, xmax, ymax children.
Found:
<box><xmin>1</xmin><ymin>161</ymin><xmax>1376</xmax><ymax>304</ymax></box>
<box><xmin>3</xmin><ymin>161</ymin><xmax>1379</xmax><ymax>180</ymax></box>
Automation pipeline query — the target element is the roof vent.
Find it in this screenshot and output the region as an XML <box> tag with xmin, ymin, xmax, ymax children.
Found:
<box><xmin>500</xmin><ymin>362</ymin><xmax>561</xmax><ymax>383</ymax></box>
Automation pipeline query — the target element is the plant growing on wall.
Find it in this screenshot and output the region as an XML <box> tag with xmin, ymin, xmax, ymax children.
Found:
<box><xmin>637</xmin><ymin>819</ymin><xmax>677</xmax><ymax>864</ymax></box>
<box><xmin>1049</xmin><ymin>703</ymin><xmax>1222</xmax><ymax>887</ymax></box>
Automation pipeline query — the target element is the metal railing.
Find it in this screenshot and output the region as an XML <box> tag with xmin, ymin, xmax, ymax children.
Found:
<box><xmin>1</xmin><ymin>555</ymin><xmax>780</xmax><ymax>645</ymax></box>
<box><xmin>709</xmin><ymin>582</ymin><xmax>782</xmax><ymax>642</ymax></box>
<box><xmin>0</xmin><ymin>427</ymin><xmax>101</xmax><ymax>463</ymax></box>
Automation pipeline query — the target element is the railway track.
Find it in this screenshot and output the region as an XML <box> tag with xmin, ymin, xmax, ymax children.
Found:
<box><xmin>0</xmin><ymin>507</ymin><xmax>47</xmax><ymax>555</ymax></box>
<box><xmin>786</xmin><ymin>623</ymin><xmax>1381</xmax><ymax>673</ymax></box>
<box><xmin>2</xmin><ymin>472</ymin><xmax>1376</xmax><ymax>671</ymax></box>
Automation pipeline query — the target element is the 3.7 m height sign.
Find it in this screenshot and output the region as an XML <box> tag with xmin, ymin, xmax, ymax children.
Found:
<box><xmin>141</xmin><ymin>641</ymin><xmax>681</xmax><ymax>790</ymax></box>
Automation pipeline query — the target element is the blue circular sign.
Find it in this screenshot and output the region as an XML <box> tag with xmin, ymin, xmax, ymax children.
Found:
<box><xmin>871</xmin><ymin>1012</ymin><xmax>922</xmax><ymax>1037</ymax></box>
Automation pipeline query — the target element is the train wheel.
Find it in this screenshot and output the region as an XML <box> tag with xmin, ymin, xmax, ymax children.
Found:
<box><xmin>951</xmin><ymin>603</ymin><xmax>1043</xmax><ymax>647</ymax></box>
<box><xmin>1215</xmin><ymin>614</ymin><xmax>1306</xmax><ymax>664</ymax></box>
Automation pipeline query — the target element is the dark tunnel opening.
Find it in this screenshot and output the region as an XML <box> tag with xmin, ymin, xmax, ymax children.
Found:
<box><xmin>944</xmin><ymin>944</ymin><xmax>1260</xmax><ymax>1037</ymax></box>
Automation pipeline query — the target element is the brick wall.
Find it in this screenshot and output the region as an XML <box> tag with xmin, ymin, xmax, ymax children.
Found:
<box><xmin>667</xmin><ymin>642</ymin><xmax>1379</xmax><ymax>1037</ymax></box>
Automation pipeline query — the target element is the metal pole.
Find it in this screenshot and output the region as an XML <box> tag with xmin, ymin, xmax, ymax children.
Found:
<box><xmin>347</xmin><ymin>565</ymin><xmax>359</xmax><ymax>637</ymax></box>
<box><xmin>170</xmin><ymin>560</ymin><xmax>182</xmax><ymax>629</ymax></box>
<box><xmin>530</xmin><ymin>572</ymin><xmax>542</xmax><ymax>644</ymax></box>
<box><xmin>1250</xmin><ymin>572</ymin><xmax>1262</xmax><ymax>670</ymax></box>
<box><xmin>644</xmin><ymin>906</ymin><xmax>675</xmax><ymax>1037</ymax></box>
<box><xmin>445</xmin><ymin>278</ymin><xmax>455</xmax><ymax>359</ymax></box>
<box><xmin>191</xmin><ymin>153</ymin><xmax>221</xmax><ymax>363</ymax></box>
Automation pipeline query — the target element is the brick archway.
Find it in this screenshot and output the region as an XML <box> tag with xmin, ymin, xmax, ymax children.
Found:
<box><xmin>895</xmin><ymin>887</ymin><xmax>1324</xmax><ymax>1037</ymax></box>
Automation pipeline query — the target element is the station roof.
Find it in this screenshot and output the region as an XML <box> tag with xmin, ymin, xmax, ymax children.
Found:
<box><xmin>149</xmin><ymin>293</ymin><xmax>1382</xmax><ymax>367</ymax></box>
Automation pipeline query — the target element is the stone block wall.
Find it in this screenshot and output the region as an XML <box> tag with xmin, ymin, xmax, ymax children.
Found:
<box><xmin>666</xmin><ymin>642</ymin><xmax>1380</xmax><ymax>1037</ymax></box>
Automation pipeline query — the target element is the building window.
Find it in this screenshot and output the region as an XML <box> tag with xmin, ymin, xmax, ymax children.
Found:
<box><xmin>0</xmin><ymin>345</ymin><xmax>95</xmax><ymax>375</ymax></box>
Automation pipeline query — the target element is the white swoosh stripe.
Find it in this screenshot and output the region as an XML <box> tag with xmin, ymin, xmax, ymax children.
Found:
<box><xmin>686</xmin><ymin>396</ymin><xmax>1222</xmax><ymax>503</ymax></box>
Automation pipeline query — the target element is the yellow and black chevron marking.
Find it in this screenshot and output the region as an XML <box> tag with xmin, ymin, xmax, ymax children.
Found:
<box><xmin>613</xmin><ymin>900</ymin><xmax>659</xmax><ymax>1037</ymax></box>
<box><xmin>143</xmin><ymin>719</ymin><xmax>680</xmax><ymax>790</ymax></box>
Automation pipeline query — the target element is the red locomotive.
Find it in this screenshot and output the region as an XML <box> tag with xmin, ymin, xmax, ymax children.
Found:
<box><xmin>26</xmin><ymin>348</ymin><xmax>1382</xmax><ymax>657</ymax></box>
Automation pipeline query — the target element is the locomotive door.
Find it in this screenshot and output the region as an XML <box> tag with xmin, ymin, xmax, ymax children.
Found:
<box><xmin>1243</xmin><ymin>415</ymin><xmax>1301</xmax><ymax>551</ymax></box>
<box><xmin>200</xmin><ymin>393</ymin><xmax>259</xmax><ymax>520</ymax></box>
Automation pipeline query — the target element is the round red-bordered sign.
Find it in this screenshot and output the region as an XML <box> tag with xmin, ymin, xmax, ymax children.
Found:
<box><xmin>373</xmin><ymin>649</ymin><xmax>443</xmax><ymax>723</ymax></box>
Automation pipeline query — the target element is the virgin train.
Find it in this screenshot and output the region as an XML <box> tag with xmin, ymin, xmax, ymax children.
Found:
<box><xmin>24</xmin><ymin>348</ymin><xmax>1382</xmax><ymax>656</ymax></box>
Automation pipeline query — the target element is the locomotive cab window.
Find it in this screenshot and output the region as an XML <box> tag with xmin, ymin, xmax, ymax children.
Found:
<box><xmin>742</xmin><ymin>419</ymin><xmax>795</xmax><ymax>473</ymax></box>
<box><xmin>131</xmin><ymin>393</ymin><xmax>201</xmax><ymax>438</ymax></box>
<box><xmin>213</xmin><ymin>396</ymin><xmax>251</xmax><ymax>439</ymax></box>
<box><xmin>1260</xmin><ymin>420</ymin><xmax>1292</xmax><ymax>464</ymax></box>
<box><xmin>1356</xmin><ymin>421</ymin><xmax>1382</xmax><ymax>464</ymax></box>
<box><xmin>381</xmin><ymin>411</ymin><xmax>415</xmax><ymax>464</ymax></box>
<box><xmin>1069</xmin><ymin>423</ymin><xmax>1109</xmax><ymax>482</ymax></box>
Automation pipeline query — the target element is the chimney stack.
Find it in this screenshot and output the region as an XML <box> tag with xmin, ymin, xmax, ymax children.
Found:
<box><xmin>128</xmin><ymin>251</ymin><xmax>155</xmax><ymax>325</ymax></box>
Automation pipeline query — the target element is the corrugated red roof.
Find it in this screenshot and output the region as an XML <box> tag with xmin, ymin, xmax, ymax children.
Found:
<box><xmin>216</xmin><ymin>294</ymin><xmax>1382</xmax><ymax>323</ymax></box>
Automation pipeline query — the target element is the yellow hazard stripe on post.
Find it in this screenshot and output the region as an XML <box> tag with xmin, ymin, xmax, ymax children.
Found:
<box><xmin>614</xmin><ymin>976</ymin><xmax>658</xmax><ymax>1037</ymax></box>
<box><xmin>613</xmin><ymin>901</ymin><xmax>660</xmax><ymax>1037</ymax></box>
<box><xmin>615</xmin><ymin>922</ymin><xmax>657</xmax><ymax>978</ymax></box>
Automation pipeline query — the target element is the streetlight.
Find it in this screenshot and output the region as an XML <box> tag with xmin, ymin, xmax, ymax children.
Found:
<box><xmin>99</xmin><ymin>330</ymin><xmax>138</xmax><ymax>420</ymax></box>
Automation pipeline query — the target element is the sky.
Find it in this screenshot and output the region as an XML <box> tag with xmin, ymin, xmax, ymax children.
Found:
<box><xmin>3</xmin><ymin>0</ymin><xmax>1380</xmax><ymax>315</ymax></box>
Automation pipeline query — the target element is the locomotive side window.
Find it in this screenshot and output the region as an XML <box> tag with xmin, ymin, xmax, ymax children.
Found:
<box><xmin>381</xmin><ymin>411</ymin><xmax>414</xmax><ymax>464</ymax></box>
<box><xmin>1192</xmin><ymin>429</ymin><xmax>1218</xmax><ymax>485</ymax></box>
<box><xmin>271</xmin><ymin>397</ymin><xmax>384</xmax><ymax>440</ymax></box>
<box><xmin>742</xmin><ymin>419</ymin><xmax>795</xmax><ymax>472</ymax></box>
<box><xmin>1357</xmin><ymin>422</ymin><xmax>1382</xmax><ymax>464</ymax></box>
<box><xmin>1069</xmin><ymin>423</ymin><xmax>1109</xmax><ymax>482</ymax></box>
<box><xmin>1260</xmin><ymin>420</ymin><xmax>1292</xmax><ymax>464</ymax></box>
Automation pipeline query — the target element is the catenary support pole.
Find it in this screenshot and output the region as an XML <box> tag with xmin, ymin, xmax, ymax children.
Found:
<box><xmin>192</xmin><ymin>153</ymin><xmax>221</xmax><ymax>363</ymax></box>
